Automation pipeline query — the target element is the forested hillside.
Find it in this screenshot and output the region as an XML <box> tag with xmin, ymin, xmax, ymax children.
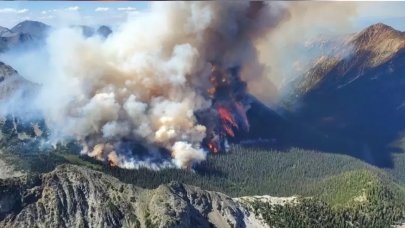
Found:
<box><xmin>2</xmin><ymin>117</ymin><xmax>405</xmax><ymax>196</ymax></box>
<box><xmin>2</xmin><ymin>113</ymin><xmax>405</xmax><ymax>226</ymax></box>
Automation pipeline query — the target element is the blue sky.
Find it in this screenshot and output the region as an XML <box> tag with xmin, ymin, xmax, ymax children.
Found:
<box><xmin>0</xmin><ymin>1</ymin><xmax>150</xmax><ymax>28</ymax></box>
<box><xmin>354</xmin><ymin>2</ymin><xmax>405</xmax><ymax>31</ymax></box>
<box><xmin>0</xmin><ymin>2</ymin><xmax>404</xmax><ymax>32</ymax></box>
<box><xmin>0</xmin><ymin>1</ymin><xmax>149</xmax><ymax>12</ymax></box>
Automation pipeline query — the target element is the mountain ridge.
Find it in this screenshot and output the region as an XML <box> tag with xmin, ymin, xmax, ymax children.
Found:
<box><xmin>0</xmin><ymin>62</ymin><xmax>33</xmax><ymax>100</ymax></box>
<box><xmin>0</xmin><ymin>20</ymin><xmax>113</xmax><ymax>53</ymax></box>
<box><xmin>348</xmin><ymin>23</ymin><xmax>405</xmax><ymax>67</ymax></box>
<box><xmin>283</xmin><ymin>23</ymin><xmax>405</xmax><ymax>167</ymax></box>
<box><xmin>0</xmin><ymin>164</ymin><xmax>264</xmax><ymax>228</ymax></box>
<box><xmin>10</xmin><ymin>20</ymin><xmax>50</xmax><ymax>40</ymax></box>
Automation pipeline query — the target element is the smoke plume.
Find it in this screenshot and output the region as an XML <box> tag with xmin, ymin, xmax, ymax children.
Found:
<box><xmin>255</xmin><ymin>2</ymin><xmax>359</xmax><ymax>97</ymax></box>
<box><xmin>1</xmin><ymin>2</ymin><xmax>288</xmax><ymax>169</ymax></box>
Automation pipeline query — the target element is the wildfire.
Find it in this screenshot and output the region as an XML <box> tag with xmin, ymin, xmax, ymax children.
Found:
<box><xmin>108</xmin><ymin>151</ymin><xmax>119</xmax><ymax>167</ymax></box>
<box><xmin>201</xmin><ymin>63</ymin><xmax>251</xmax><ymax>154</ymax></box>
<box><xmin>223</xmin><ymin>124</ymin><xmax>235</xmax><ymax>137</ymax></box>
<box><xmin>208</xmin><ymin>64</ymin><xmax>231</xmax><ymax>98</ymax></box>
<box><xmin>217</xmin><ymin>106</ymin><xmax>238</xmax><ymax>128</ymax></box>
<box><xmin>208</xmin><ymin>142</ymin><xmax>219</xmax><ymax>153</ymax></box>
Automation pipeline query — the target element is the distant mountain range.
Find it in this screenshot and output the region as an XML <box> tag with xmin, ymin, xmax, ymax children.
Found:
<box><xmin>0</xmin><ymin>20</ymin><xmax>112</xmax><ymax>53</ymax></box>
<box><xmin>76</xmin><ymin>25</ymin><xmax>113</xmax><ymax>38</ymax></box>
<box><xmin>0</xmin><ymin>21</ymin><xmax>50</xmax><ymax>53</ymax></box>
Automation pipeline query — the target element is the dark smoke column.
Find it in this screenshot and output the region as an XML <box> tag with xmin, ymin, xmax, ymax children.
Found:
<box><xmin>197</xmin><ymin>64</ymin><xmax>250</xmax><ymax>153</ymax></box>
<box><xmin>194</xmin><ymin>1</ymin><xmax>285</xmax><ymax>154</ymax></box>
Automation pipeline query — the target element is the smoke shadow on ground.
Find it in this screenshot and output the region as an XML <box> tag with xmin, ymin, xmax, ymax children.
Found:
<box><xmin>240</xmin><ymin>100</ymin><xmax>399</xmax><ymax>168</ymax></box>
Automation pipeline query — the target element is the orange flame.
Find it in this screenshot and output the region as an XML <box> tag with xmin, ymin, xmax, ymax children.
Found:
<box><xmin>108</xmin><ymin>151</ymin><xmax>119</xmax><ymax>167</ymax></box>
<box><xmin>205</xmin><ymin>63</ymin><xmax>250</xmax><ymax>153</ymax></box>
<box><xmin>208</xmin><ymin>142</ymin><xmax>219</xmax><ymax>153</ymax></box>
<box><xmin>217</xmin><ymin>106</ymin><xmax>238</xmax><ymax>128</ymax></box>
<box><xmin>208</xmin><ymin>64</ymin><xmax>231</xmax><ymax>98</ymax></box>
<box><xmin>223</xmin><ymin>124</ymin><xmax>235</xmax><ymax>137</ymax></box>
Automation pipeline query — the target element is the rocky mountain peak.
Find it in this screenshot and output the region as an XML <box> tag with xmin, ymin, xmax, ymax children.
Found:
<box><xmin>348</xmin><ymin>23</ymin><xmax>405</xmax><ymax>66</ymax></box>
<box><xmin>362</xmin><ymin>23</ymin><xmax>398</xmax><ymax>34</ymax></box>
<box><xmin>11</xmin><ymin>20</ymin><xmax>49</xmax><ymax>32</ymax></box>
<box><xmin>97</xmin><ymin>25</ymin><xmax>112</xmax><ymax>38</ymax></box>
<box><xmin>10</xmin><ymin>20</ymin><xmax>50</xmax><ymax>40</ymax></box>
<box><xmin>352</xmin><ymin>23</ymin><xmax>403</xmax><ymax>44</ymax></box>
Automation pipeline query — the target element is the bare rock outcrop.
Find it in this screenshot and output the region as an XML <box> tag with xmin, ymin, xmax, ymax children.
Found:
<box><xmin>0</xmin><ymin>164</ymin><xmax>264</xmax><ymax>228</ymax></box>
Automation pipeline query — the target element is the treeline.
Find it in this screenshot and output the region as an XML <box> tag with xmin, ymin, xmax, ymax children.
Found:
<box><xmin>100</xmin><ymin>144</ymin><xmax>378</xmax><ymax>197</ymax></box>
<box><xmin>0</xmin><ymin>116</ymin><xmax>398</xmax><ymax>197</ymax></box>
<box><xmin>2</xmin><ymin>116</ymin><xmax>405</xmax><ymax>226</ymax></box>
<box><xmin>0</xmin><ymin>117</ymin><xmax>72</xmax><ymax>173</ymax></box>
<box><xmin>1</xmin><ymin>116</ymin><xmax>372</xmax><ymax>197</ymax></box>
<box><xmin>246</xmin><ymin>185</ymin><xmax>405</xmax><ymax>227</ymax></box>
<box><xmin>385</xmin><ymin>152</ymin><xmax>405</xmax><ymax>185</ymax></box>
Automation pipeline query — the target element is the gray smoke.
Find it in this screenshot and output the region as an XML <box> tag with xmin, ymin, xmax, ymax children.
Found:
<box><xmin>1</xmin><ymin>2</ymin><xmax>290</xmax><ymax>169</ymax></box>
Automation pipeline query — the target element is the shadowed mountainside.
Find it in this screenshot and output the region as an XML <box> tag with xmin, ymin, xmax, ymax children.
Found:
<box><xmin>280</xmin><ymin>23</ymin><xmax>405</xmax><ymax>167</ymax></box>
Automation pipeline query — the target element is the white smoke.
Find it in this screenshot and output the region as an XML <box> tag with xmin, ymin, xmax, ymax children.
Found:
<box><xmin>1</xmin><ymin>2</ymin><xmax>287</xmax><ymax>169</ymax></box>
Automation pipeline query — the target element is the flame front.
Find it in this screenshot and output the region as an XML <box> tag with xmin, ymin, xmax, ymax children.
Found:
<box><xmin>217</xmin><ymin>105</ymin><xmax>239</xmax><ymax>138</ymax></box>
<box><xmin>199</xmin><ymin>63</ymin><xmax>251</xmax><ymax>154</ymax></box>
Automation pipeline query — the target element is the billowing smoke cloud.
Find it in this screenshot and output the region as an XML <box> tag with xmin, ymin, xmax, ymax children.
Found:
<box><xmin>1</xmin><ymin>2</ymin><xmax>288</xmax><ymax>169</ymax></box>
<box><xmin>255</xmin><ymin>2</ymin><xmax>359</xmax><ymax>102</ymax></box>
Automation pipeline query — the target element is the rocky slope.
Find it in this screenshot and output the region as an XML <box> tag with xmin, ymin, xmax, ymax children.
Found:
<box><xmin>0</xmin><ymin>61</ymin><xmax>38</xmax><ymax>104</ymax></box>
<box><xmin>292</xmin><ymin>23</ymin><xmax>405</xmax><ymax>98</ymax></box>
<box><xmin>0</xmin><ymin>164</ymin><xmax>265</xmax><ymax>228</ymax></box>
<box><xmin>0</xmin><ymin>21</ymin><xmax>49</xmax><ymax>52</ymax></box>
<box><xmin>237</xmin><ymin>24</ymin><xmax>405</xmax><ymax>155</ymax></box>
<box><xmin>283</xmin><ymin>23</ymin><xmax>405</xmax><ymax>167</ymax></box>
<box><xmin>0</xmin><ymin>62</ymin><xmax>31</xmax><ymax>100</ymax></box>
<box><xmin>0</xmin><ymin>149</ymin><xmax>25</xmax><ymax>179</ymax></box>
